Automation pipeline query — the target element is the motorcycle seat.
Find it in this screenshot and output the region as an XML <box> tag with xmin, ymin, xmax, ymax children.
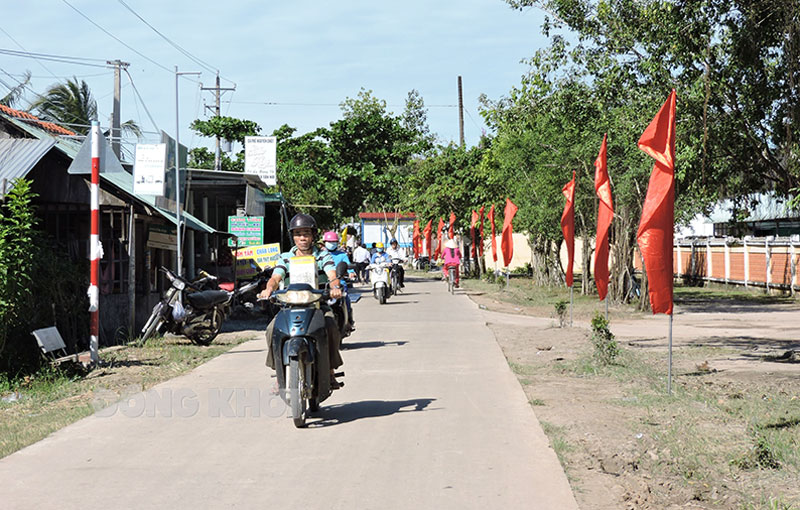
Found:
<box><xmin>186</xmin><ymin>290</ymin><xmax>231</xmax><ymax>308</ymax></box>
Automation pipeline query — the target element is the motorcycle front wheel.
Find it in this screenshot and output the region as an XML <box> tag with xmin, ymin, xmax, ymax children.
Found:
<box><xmin>288</xmin><ymin>358</ymin><xmax>307</xmax><ymax>428</ymax></box>
<box><xmin>377</xmin><ymin>286</ymin><xmax>386</xmax><ymax>304</ymax></box>
<box><xmin>141</xmin><ymin>302</ymin><xmax>165</xmax><ymax>342</ymax></box>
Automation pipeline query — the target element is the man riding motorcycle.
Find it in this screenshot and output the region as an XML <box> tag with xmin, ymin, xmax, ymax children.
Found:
<box><xmin>322</xmin><ymin>230</ymin><xmax>355</xmax><ymax>332</ymax></box>
<box><xmin>385</xmin><ymin>238</ymin><xmax>406</xmax><ymax>288</ymax></box>
<box><xmin>258</xmin><ymin>213</ymin><xmax>344</xmax><ymax>388</ymax></box>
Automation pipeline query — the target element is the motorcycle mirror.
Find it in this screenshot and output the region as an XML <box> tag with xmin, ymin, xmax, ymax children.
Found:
<box><xmin>336</xmin><ymin>261</ymin><xmax>348</xmax><ymax>279</ymax></box>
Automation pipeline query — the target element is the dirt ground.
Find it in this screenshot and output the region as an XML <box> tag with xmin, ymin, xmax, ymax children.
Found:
<box><xmin>466</xmin><ymin>286</ymin><xmax>800</xmax><ymax>510</ymax></box>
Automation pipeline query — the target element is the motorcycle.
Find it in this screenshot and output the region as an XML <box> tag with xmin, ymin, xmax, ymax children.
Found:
<box><xmin>140</xmin><ymin>267</ymin><xmax>240</xmax><ymax>345</ymax></box>
<box><xmin>389</xmin><ymin>258</ymin><xmax>403</xmax><ymax>295</ymax></box>
<box><xmin>330</xmin><ymin>263</ymin><xmax>355</xmax><ymax>339</ymax></box>
<box><xmin>267</xmin><ymin>259</ymin><xmax>345</xmax><ymax>428</ymax></box>
<box><xmin>368</xmin><ymin>261</ymin><xmax>391</xmax><ymax>304</ymax></box>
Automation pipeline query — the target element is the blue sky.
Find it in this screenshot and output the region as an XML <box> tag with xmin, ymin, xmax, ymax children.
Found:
<box><xmin>1</xmin><ymin>1</ymin><xmax>550</xmax><ymax>155</ymax></box>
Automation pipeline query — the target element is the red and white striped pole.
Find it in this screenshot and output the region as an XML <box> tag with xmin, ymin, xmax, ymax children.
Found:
<box><xmin>88</xmin><ymin>121</ymin><xmax>101</xmax><ymax>364</ymax></box>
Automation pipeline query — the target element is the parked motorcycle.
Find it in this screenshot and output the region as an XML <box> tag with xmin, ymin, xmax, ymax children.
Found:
<box><xmin>268</xmin><ymin>282</ymin><xmax>344</xmax><ymax>428</ymax></box>
<box><xmin>368</xmin><ymin>261</ymin><xmax>392</xmax><ymax>304</ymax></box>
<box><xmin>140</xmin><ymin>267</ymin><xmax>237</xmax><ymax>345</ymax></box>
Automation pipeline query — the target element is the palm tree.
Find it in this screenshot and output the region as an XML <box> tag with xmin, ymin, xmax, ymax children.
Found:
<box><xmin>30</xmin><ymin>77</ymin><xmax>97</xmax><ymax>134</ymax></box>
<box><xmin>29</xmin><ymin>77</ymin><xmax>141</xmax><ymax>138</ymax></box>
<box><xmin>0</xmin><ymin>70</ymin><xmax>31</xmax><ymax>109</ymax></box>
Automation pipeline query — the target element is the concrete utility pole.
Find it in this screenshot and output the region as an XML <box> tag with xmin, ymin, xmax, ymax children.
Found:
<box><xmin>458</xmin><ymin>76</ymin><xmax>465</xmax><ymax>147</ymax></box>
<box><xmin>107</xmin><ymin>60</ymin><xmax>129</xmax><ymax>159</ymax></box>
<box><xmin>200</xmin><ymin>72</ymin><xmax>236</xmax><ymax>171</ymax></box>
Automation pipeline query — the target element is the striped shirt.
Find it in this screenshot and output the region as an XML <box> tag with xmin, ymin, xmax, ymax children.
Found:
<box><xmin>273</xmin><ymin>246</ymin><xmax>335</xmax><ymax>285</ymax></box>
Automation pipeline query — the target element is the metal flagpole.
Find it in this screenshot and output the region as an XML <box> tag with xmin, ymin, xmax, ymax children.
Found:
<box><xmin>88</xmin><ymin>121</ymin><xmax>100</xmax><ymax>364</ymax></box>
<box><xmin>668</xmin><ymin>314</ymin><xmax>673</xmax><ymax>395</ymax></box>
<box><xmin>605</xmin><ymin>298</ymin><xmax>609</xmax><ymax>321</ymax></box>
<box><xmin>174</xmin><ymin>67</ymin><xmax>201</xmax><ymax>276</ymax></box>
<box><xmin>569</xmin><ymin>285</ymin><xmax>574</xmax><ymax>327</ymax></box>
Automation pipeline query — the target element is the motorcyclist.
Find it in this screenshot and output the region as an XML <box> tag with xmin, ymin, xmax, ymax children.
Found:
<box><xmin>322</xmin><ymin>231</ymin><xmax>355</xmax><ymax>331</ymax></box>
<box><xmin>257</xmin><ymin>213</ymin><xmax>344</xmax><ymax>387</ymax></box>
<box><xmin>442</xmin><ymin>238</ymin><xmax>462</xmax><ymax>287</ymax></box>
<box><xmin>385</xmin><ymin>238</ymin><xmax>406</xmax><ymax>288</ymax></box>
<box><xmin>370</xmin><ymin>242</ymin><xmax>392</xmax><ymax>264</ymax></box>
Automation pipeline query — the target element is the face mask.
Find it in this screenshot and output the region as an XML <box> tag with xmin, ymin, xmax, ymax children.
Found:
<box><xmin>325</xmin><ymin>242</ymin><xmax>338</xmax><ymax>251</ymax></box>
<box><xmin>377</xmin><ymin>248</ymin><xmax>384</xmax><ymax>253</ymax></box>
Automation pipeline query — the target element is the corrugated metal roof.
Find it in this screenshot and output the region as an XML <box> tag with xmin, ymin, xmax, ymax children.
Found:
<box><xmin>101</xmin><ymin>171</ymin><xmax>219</xmax><ymax>234</ymax></box>
<box><xmin>0</xmin><ymin>138</ymin><xmax>56</xmax><ymax>196</ymax></box>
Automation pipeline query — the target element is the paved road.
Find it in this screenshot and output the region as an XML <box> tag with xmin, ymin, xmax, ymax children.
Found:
<box><xmin>0</xmin><ymin>276</ymin><xmax>577</xmax><ymax>509</ymax></box>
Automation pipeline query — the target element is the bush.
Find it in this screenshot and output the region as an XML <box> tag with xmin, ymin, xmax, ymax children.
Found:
<box><xmin>554</xmin><ymin>300</ymin><xmax>568</xmax><ymax>327</ymax></box>
<box><xmin>590</xmin><ymin>312</ymin><xmax>620</xmax><ymax>365</ymax></box>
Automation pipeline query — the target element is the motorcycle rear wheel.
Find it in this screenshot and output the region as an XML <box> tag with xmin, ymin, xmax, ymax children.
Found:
<box><xmin>289</xmin><ymin>359</ymin><xmax>307</xmax><ymax>428</ymax></box>
<box><xmin>188</xmin><ymin>310</ymin><xmax>223</xmax><ymax>346</ymax></box>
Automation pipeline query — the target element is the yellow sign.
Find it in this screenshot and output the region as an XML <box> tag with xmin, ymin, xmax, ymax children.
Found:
<box><xmin>289</xmin><ymin>256</ymin><xmax>317</xmax><ymax>287</ymax></box>
<box><xmin>233</xmin><ymin>243</ymin><xmax>281</xmax><ymax>278</ymax></box>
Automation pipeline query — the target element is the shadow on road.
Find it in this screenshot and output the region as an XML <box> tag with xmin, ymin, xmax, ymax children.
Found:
<box><xmin>341</xmin><ymin>340</ymin><xmax>408</xmax><ymax>350</ymax></box>
<box><xmin>307</xmin><ymin>398</ymin><xmax>437</xmax><ymax>427</ymax></box>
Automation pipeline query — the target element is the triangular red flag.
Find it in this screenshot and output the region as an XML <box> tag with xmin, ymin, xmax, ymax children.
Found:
<box><xmin>637</xmin><ymin>89</ymin><xmax>677</xmax><ymax>315</ymax></box>
<box><xmin>470</xmin><ymin>210</ymin><xmax>479</xmax><ymax>258</ymax></box>
<box><xmin>489</xmin><ymin>204</ymin><xmax>497</xmax><ymax>263</ymax></box>
<box><xmin>594</xmin><ymin>134</ymin><xmax>613</xmax><ymax>301</ymax></box>
<box><xmin>448</xmin><ymin>211</ymin><xmax>456</xmax><ymax>239</ymax></box>
<box><xmin>561</xmin><ymin>171</ymin><xmax>576</xmax><ymax>287</ymax></box>
<box><xmin>501</xmin><ymin>198</ymin><xmax>518</xmax><ymax>267</ymax></box>
<box><xmin>422</xmin><ymin>219</ymin><xmax>432</xmax><ymax>257</ymax></box>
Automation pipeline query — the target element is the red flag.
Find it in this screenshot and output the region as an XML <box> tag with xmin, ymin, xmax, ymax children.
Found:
<box><xmin>561</xmin><ymin>171</ymin><xmax>576</xmax><ymax>287</ymax></box>
<box><xmin>501</xmin><ymin>198</ymin><xmax>518</xmax><ymax>267</ymax></box>
<box><xmin>489</xmin><ymin>204</ymin><xmax>497</xmax><ymax>262</ymax></box>
<box><xmin>637</xmin><ymin>89</ymin><xmax>677</xmax><ymax>315</ymax></box>
<box><xmin>470</xmin><ymin>210</ymin><xmax>479</xmax><ymax>258</ymax></box>
<box><xmin>412</xmin><ymin>219</ymin><xmax>421</xmax><ymax>258</ymax></box>
<box><xmin>434</xmin><ymin>217</ymin><xmax>444</xmax><ymax>259</ymax></box>
<box><xmin>448</xmin><ymin>211</ymin><xmax>456</xmax><ymax>239</ymax></box>
<box><xmin>594</xmin><ymin>134</ymin><xmax>613</xmax><ymax>301</ymax></box>
<box><xmin>478</xmin><ymin>206</ymin><xmax>485</xmax><ymax>257</ymax></box>
<box><xmin>422</xmin><ymin>219</ymin><xmax>432</xmax><ymax>257</ymax></box>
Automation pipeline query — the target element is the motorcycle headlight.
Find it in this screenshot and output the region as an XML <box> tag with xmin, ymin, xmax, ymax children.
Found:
<box><xmin>172</xmin><ymin>279</ymin><xmax>186</xmax><ymax>291</ymax></box>
<box><xmin>274</xmin><ymin>289</ymin><xmax>322</xmax><ymax>305</ymax></box>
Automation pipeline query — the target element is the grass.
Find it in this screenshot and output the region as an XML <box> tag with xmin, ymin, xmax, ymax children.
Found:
<box><xmin>0</xmin><ymin>333</ymin><xmax>252</xmax><ymax>459</ymax></box>
<box><xmin>540</xmin><ymin>420</ymin><xmax>573</xmax><ymax>472</ymax></box>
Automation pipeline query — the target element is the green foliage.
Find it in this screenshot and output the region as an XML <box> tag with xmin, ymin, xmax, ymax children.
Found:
<box><xmin>29</xmin><ymin>77</ymin><xmax>97</xmax><ymax>134</ymax></box>
<box><xmin>189</xmin><ymin>116</ymin><xmax>261</xmax><ymax>145</ymax></box>
<box><xmin>0</xmin><ymin>179</ymin><xmax>89</xmax><ymax>374</ymax></box>
<box><xmin>590</xmin><ymin>312</ymin><xmax>619</xmax><ymax>365</ymax></box>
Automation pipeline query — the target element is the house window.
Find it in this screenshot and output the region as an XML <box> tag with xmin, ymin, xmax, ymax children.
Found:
<box><xmin>100</xmin><ymin>208</ymin><xmax>129</xmax><ymax>294</ymax></box>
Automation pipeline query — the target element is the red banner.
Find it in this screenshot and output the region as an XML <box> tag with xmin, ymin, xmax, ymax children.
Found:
<box><xmin>594</xmin><ymin>134</ymin><xmax>613</xmax><ymax>301</ymax></box>
<box><xmin>470</xmin><ymin>210</ymin><xmax>479</xmax><ymax>258</ymax></box>
<box><xmin>448</xmin><ymin>211</ymin><xmax>456</xmax><ymax>239</ymax></box>
<box><xmin>412</xmin><ymin>219</ymin><xmax>421</xmax><ymax>258</ymax></box>
<box><xmin>637</xmin><ymin>89</ymin><xmax>677</xmax><ymax>315</ymax></box>
<box><xmin>561</xmin><ymin>171</ymin><xmax>576</xmax><ymax>287</ymax></box>
<box><xmin>478</xmin><ymin>206</ymin><xmax>485</xmax><ymax>257</ymax></box>
<box><xmin>501</xmin><ymin>198</ymin><xmax>518</xmax><ymax>267</ymax></box>
<box><xmin>489</xmin><ymin>204</ymin><xmax>497</xmax><ymax>262</ymax></box>
<box><xmin>435</xmin><ymin>217</ymin><xmax>444</xmax><ymax>260</ymax></box>
<box><xmin>423</xmin><ymin>219</ymin><xmax>432</xmax><ymax>257</ymax></box>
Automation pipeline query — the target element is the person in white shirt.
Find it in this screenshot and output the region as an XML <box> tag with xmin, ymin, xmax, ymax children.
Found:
<box><xmin>385</xmin><ymin>239</ymin><xmax>406</xmax><ymax>288</ymax></box>
<box><xmin>352</xmin><ymin>243</ymin><xmax>371</xmax><ymax>283</ymax></box>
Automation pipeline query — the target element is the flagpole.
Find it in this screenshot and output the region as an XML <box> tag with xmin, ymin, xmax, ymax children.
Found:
<box><xmin>668</xmin><ymin>313</ymin><xmax>673</xmax><ymax>395</ymax></box>
<box><xmin>569</xmin><ymin>286</ymin><xmax>573</xmax><ymax>327</ymax></box>
<box><xmin>605</xmin><ymin>298</ymin><xmax>608</xmax><ymax>321</ymax></box>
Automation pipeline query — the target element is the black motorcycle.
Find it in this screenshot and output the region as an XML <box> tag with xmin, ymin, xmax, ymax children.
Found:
<box><xmin>268</xmin><ymin>282</ymin><xmax>344</xmax><ymax>428</ymax></box>
<box><xmin>140</xmin><ymin>267</ymin><xmax>242</xmax><ymax>345</ymax></box>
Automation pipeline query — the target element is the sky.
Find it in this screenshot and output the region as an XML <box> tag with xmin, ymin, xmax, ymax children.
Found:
<box><xmin>0</xmin><ymin>0</ymin><xmax>550</xmax><ymax>158</ymax></box>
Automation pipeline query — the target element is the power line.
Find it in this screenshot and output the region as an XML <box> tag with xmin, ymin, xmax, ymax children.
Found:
<box><xmin>60</xmin><ymin>0</ymin><xmax>175</xmax><ymax>75</ymax></box>
<box><xmin>124</xmin><ymin>69</ymin><xmax>159</xmax><ymax>133</ymax></box>
<box><xmin>116</xmin><ymin>0</ymin><xmax>224</xmax><ymax>80</ymax></box>
<box><xmin>0</xmin><ymin>27</ymin><xmax>60</xmax><ymax>79</ymax></box>
<box><xmin>226</xmin><ymin>100</ymin><xmax>459</xmax><ymax>108</ymax></box>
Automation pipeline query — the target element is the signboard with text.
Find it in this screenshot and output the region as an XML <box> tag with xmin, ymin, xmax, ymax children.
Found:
<box><xmin>133</xmin><ymin>143</ymin><xmax>167</xmax><ymax>196</ymax></box>
<box><xmin>233</xmin><ymin>243</ymin><xmax>281</xmax><ymax>278</ymax></box>
<box><xmin>228</xmin><ymin>216</ymin><xmax>263</xmax><ymax>247</ymax></box>
<box><xmin>244</xmin><ymin>136</ymin><xmax>277</xmax><ymax>185</ymax></box>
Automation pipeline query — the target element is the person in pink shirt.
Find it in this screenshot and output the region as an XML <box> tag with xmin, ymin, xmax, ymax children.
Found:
<box><xmin>441</xmin><ymin>238</ymin><xmax>462</xmax><ymax>287</ymax></box>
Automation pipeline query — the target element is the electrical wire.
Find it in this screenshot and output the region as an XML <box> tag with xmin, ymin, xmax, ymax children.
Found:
<box><xmin>60</xmin><ymin>0</ymin><xmax>175</xmax><ymax>75</ymax></box>
<box><xmin>226</xmin><ymin>100</ymin><xmax>458</xmax><ymax>108</ymax></box>
<box><xmin>123</xmin><ymin>69</ymin><xmax>159</xmax><ymax>133</ymax></box>
<box><xmin>116</xmin><ymin>0</ymin><xmax>222</xmax><ymax>79</ymax></box>
<box><xmin>0</xmin><ymin>27</ymin><xmax>60</xmax><ymax>79</ymax></box>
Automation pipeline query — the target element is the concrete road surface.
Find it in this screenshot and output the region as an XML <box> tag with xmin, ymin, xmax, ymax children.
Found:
<box><xmin>0</xmin><ymin>276</ymin><xmax>577</xmax><ymax>509</ymax></box>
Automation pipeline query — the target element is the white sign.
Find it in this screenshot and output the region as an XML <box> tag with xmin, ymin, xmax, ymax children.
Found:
<box><xmin>133</xmin><ymin>144</ymin><xmax>167</xmax><ymax>196</ymax></box>
<box><xmin>244</xmin><ymin>136</ymin><xmax>277</xmax><ymax>186</ymax></box>
<box><xmin>289</xmin><ymin>256</ymin><xmax>317</xmax><ymax>288</ymax></box>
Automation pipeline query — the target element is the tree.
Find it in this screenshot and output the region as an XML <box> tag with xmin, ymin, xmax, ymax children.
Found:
<box><xmin>188</xmin><ymin>116</ymin><xmax>261</xmax><ymax>172</ymax></box>
<box><xmin>1</xmin><ymin>71</ymin><xmax>31</xmax><ymax>109</ymax></box>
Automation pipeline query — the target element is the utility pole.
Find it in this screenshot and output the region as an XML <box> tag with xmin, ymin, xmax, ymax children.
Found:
<box><xmin>107</xmin><ymin>60</ymin><xmax>129</xmax><ymax>159</ymax></box>
<box><xmin>200</xmin><ymin>72</ymin><xmax>236</xmax><ymax>171</ymax></box>
<box><xmin>457</xmin><ymin>76</ymin><xmax>465</xmax><ymax>147</ymax></box>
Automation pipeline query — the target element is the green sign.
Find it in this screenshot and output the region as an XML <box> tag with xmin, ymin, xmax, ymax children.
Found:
<box><xmin>228</xmin><ymin>216</ymin><xmax>264</xmax><ymax>246</ymax></box>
